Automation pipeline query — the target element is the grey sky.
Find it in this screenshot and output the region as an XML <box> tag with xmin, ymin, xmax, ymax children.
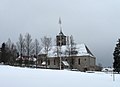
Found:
<box><xmin>0</xmin><ymin>0</ymin><xmax>120</xmax><ymax>67</ymax></box>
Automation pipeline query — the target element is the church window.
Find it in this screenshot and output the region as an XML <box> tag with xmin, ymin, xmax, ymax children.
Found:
<box><xmin>54</xmin><ymin>59</ymin><xmax>56</xmax><ymax>65</ymax></box>
<box><xmin>65</xmin><ymin>59</ymin><xmax>67</xmax><ymax>61</ymax></box>
<box><xmin>78</xmin><ymin>58</ymin><xmax>80</xmax><ymax>65</ymax></box>
<box><xmin>48</xmin><ymin>60</ymin><xmax>50</xmax><ymax>65</ymax></box>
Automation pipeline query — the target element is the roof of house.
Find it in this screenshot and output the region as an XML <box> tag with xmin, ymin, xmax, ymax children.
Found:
<box><xmin>40</xmin><ymin>44</ymin><xmax>95</xmax><ymax>58</ymax></box>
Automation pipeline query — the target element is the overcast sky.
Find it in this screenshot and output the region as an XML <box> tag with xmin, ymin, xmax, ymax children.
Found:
<box><xmin>0</xmin><ymin>0</ymin><xmax>120</xmax><ymax>67</ymax></box>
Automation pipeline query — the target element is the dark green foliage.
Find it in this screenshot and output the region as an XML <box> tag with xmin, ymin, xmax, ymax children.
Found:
<box><xmin>0</xmin><ymin>48</ymin><xmax>1</xmax><ymax>62</ymax></box>
<box><xmin>0</xmin><ymin>43</ymin><xmax>8</xmax><ymax>64</ymax></box>
<box><xmin>0</xmin><ymin>42</ymin><xmax>18</xmax><ymax>65</ymax></box>
<box><xmin>113</xmin><ymin>39</ymin><xmax>120</xmax><ymax>73</ymax></box>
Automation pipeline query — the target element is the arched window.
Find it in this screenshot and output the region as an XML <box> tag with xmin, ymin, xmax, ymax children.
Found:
<box><xmin>78</xmin><ymin>58</ymin><xmax>80</xmax><ymax>65</ymax></box>
<box><xmin>48</xmin><ymin>60</ymin><xmax>50</xmax><ymax>65</ymax></box>
<box><xmin>54</xmin><ymin>59</ymin><xmax>56</xmax><ymax>65</ymax></box>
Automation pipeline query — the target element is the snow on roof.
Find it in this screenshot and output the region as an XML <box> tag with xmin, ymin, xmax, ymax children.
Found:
<box><xmin>76</xmin><ymin>44</ymin><xmax>94</xmax><ymax>57</ymax></box>
<box><xmin>40</xmin><ymin>44</ymin><xmax>94</xmax><ymax>58</ymax></box>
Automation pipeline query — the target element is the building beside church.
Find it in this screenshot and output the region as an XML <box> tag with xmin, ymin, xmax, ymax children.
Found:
<box><xmin>37</xmin><ymin>29</ymin><xmax>96</xmax><ymax>71</ymax></box>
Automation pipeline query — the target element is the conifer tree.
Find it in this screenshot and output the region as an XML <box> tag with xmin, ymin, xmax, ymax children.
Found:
<box><xmin>1</xmin><ymin>43</ymin><xmax>8</xmax><ymax>64</ymax></box>
<box><xmin>113</xmin><ymin>39</ymin><xmax>120</xmax><ymax>73</ymax></box>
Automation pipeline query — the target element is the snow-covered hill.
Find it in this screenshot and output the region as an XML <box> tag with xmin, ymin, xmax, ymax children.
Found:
<box><xmin>0</xmin><ymin>65</ymin><xmax>119</xmax><ymax>87</ymax></box>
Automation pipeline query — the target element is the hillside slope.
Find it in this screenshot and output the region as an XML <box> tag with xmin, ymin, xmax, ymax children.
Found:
<box><xmin>0</xmin><ymin>65</ymin><xmax>119</xmax><ymax>87</ymax></box>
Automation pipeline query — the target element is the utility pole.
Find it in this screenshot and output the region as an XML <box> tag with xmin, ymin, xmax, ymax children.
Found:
<box><xmin>113</xmin><ymin>70</ymin><xmax>115</xmax><ymax>81</ymax></box>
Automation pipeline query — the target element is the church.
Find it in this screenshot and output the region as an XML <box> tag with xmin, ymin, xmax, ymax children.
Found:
<box><xmin>37</xmin><ymin>29</ymin><xmax>96</xmax><ymax>71</ymax></box>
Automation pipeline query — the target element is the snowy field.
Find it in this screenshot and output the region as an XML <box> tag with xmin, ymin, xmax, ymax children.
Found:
<box><xmin>0</xmin><ymin>65</ymin><xmax>119</xmax><ymax>87</ymax></box>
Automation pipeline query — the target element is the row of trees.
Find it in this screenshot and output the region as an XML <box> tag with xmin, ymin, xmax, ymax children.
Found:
<box><xmin>0</xmin><ymin>33</ymin><xmax>52</xmax><ymax>67</ymax></box>
<box><xmin>0</xmin><ymin>40</ymin><xmax>17</xmax><ymax>65</ymax></box>
<box><xmin>0</xmin><ymin>33</ymin><xmax>77</xmax><ymax>69</ymax></box>
<box><xmin>16</xmin><ymin>33</ymin><xmax>42</xmax><ymax>58</ymax></box>
<box><xmin>1</xmin><ymin>33</ymin><xmax>119</xmax><ymax>73</ymax></box>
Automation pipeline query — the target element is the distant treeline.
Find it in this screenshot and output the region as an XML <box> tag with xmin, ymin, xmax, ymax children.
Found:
<box><xmin>0</xmin><ymin>33</ymin><xmax>52</xmax><ymax>67</ymax></box>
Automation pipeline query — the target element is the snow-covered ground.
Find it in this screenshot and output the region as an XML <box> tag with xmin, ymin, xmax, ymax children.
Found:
<box><xmin>0</xmin><ymin>65</ymin><xmax>119</xmax><ymax>87</ymax></box>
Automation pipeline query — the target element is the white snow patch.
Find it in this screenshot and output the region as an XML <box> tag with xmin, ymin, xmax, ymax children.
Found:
<box><xmin>42</xmin><ymin>61</ymin><xmax>46</xmax><ymax>65</ymax></box>
<box><xmin>0</xmin><ymin>65</ymin><xmax>119</xmax><ymax>87</ymax></box>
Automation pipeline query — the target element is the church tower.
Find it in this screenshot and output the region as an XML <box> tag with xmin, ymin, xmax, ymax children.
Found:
<box><xmin>56</xmin><ymin>29</ymin><xmax>66</xmax><ymax>46</ymax></box>
<box><xmin>56</xmin><ymin>17</ymin><xmax>66</xmax><ymax>46</ymax></box>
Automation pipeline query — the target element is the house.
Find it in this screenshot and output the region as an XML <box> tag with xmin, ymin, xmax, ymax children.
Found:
<box><xmin>38</xmin><ymin>30</ymin><xmax>96</xmax><ymax>71</ymax></box>
<box><xmin>16</xmin><ymin>56</ymin><xmax>37</xmax><ymax>67</ymax></box>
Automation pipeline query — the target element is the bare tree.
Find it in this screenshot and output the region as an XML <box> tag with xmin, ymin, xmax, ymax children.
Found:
<box><xmin>9</xmin><ymin>43</ymin><xmax>17</xmax><ymax>65</ymax></box>
<box><xmin>24</xmin><ymin>33</ymin><xmax>34</xmax><ymax>57</ymax></box>
<box><xmin>66</xmin><ymin>36</ymin><xmax>70</xmax><ymax>56</ymax></box>
<box><xmin>6</xmin><ymin>38</ymin><xmax>12</xmax><ymax>49</ymax></box>
<box><xmin>41</xmin><ymin>36</ymin><xmax>52</xmax><ymax>68</ymax></box>
<box><xmin>23</xmin><ymin>33</ymin><xmax>34</xmax><ymax>66</ymax></box>
<box><xmin>34</xmin><ymin>39</ymin><xmax>42</xmax><ymax>56</ymax></box>
<box><xmin>65</xmin><ymin>35</ymin><xmax>77</xmax><ymax>70</ymax></box>
<box><xmin>16</xmin><ymin>34</ymin><xmax>25</xmax><ymax>57</ymax></box>
<box><xmin>70</xmin><ymin>35</ymin><xmax>77</xmax><ymax>69</ymax></box>
<box><xmin>34</xmin><ymin>39</ymin><xmax>42</xmax><ymax>67</ymax></box>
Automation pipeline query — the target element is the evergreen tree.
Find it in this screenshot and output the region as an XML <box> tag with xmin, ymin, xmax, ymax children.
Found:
<box><xmin>6</xmin><ymin>39</ymin><xmax>18</xmax><ymax>65</ymax></box>
<box><xmin>1</xmin><ymin>43</ymin><xmax>8</xmax><ymax>64</ymax></box>
<box><xmin>113</xmin><ymin>39</ymin><xmax>120</xmax><ymax>73</ymax></box>
<box><xmin>0</xmin><ymin>48</ymin><xmax>1</xmax><ymax>63</ymax></box>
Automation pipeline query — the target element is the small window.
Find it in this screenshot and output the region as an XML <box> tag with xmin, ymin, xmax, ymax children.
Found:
<box><xmin>41</xmin><ymin>60</ymin><xmax>43</xmax><ymax>63</ymax></box>
<box><xmin>78</xmin><ymin>59</ymin><xmax>80</xmax><ymax>65</ymax></box>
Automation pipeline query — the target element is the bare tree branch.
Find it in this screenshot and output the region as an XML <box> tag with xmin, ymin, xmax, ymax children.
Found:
<box><xmin>41</xmin><ymin>36</ymin><xmax>52</xmax><ymax>55</ymax></box>
<box><xmin>24</xmin><ymin>33</ymin><xmax>34</xmax><ymax>57</ymax></box>
<box><xmin>16</xmin><ymin>34</ymin><xmax>25</xmax><ymax>56</ymax></box>
<box><xmin>34</xmin><ymin>39</ymin><xmax>42</xmax><ymax>56</ymax></box>
<box><xmin>41</xmin><ymin>36</ymin><xmax>52</xmax><ymax>68</ymax></box>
